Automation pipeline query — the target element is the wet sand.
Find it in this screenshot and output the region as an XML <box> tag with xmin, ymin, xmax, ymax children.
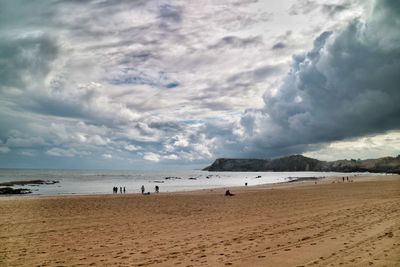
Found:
<box><xmin>1</xmin><ymin>175</ymin><xmax>399</xmax><ymax>266</ymax></box>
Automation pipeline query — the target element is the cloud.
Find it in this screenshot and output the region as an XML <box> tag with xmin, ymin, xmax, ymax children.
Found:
<box><xmin>272</xmin><ymin>42</ymin><xmax>286</xmax><ymax>50</ymax></box>
<box><xmin>288</xmin><ymin>0</ymin><xmax>319</xmax><ymax>16</ymax></box>
<box><xmin>0</xmin><ymin>33</ymin><xmax>58</xmax><ymax>90</ymax></box>
<box><xmin>124</xmin><ymin>144</ymin><xmax>141</xmax><ymax>152</ymax></box>
<box><xmin>321</xmin><ymin>3</ymin><xmax>351</xmax><ymax>17</ymax></box>
<box><xmin>143</xmin><ymin>152</ymin><xmax>160</xmax><ymax>162</ymax></box>
<box><xmin>6</xmin><ymin>135</ymin><xmax>47</xmax><ymax>148</ymax></box>
<box><xmin>163</xmin><ymin>154</ymin><xmax>179</xmax><ymax>160</ymax></box>
<box><xmin>46</xmin><ymin>148</ymin><xmax>79</xmax><ymax>157</ymax></box>
<box><xmin>19</xmin><ymin>151</ymin><xmax>34</xmax><ymax>157</ymax></box>
<box><xmin>209</xmin><ymin>35</ymin><xmax>263</xmax><ymax>50</ymax></box>
<box><xmin>158</xmin><ymin>3</ymin><xmax>183</xmax><ymax>29</ymax></box>
<box><xmin>102</xmin><ymin>153</ymin><xmax>112</xmax><ymax>159</ymax></box>
<box><xmin>240</xmin><ymin>0</ymin><xmax>400</xmax><ymax>157</ymax></box>
<box><xmin>304</xmin><ymin>130</ymin><xmax>400</xmax><ymax>161</ymax></box>
<box><xmin>0</xmin><ymin>146</ymin><xmax>10</xmax><ymax>153</ymax></box>
<box><xmin>0</xmin><ymin>0</ymin><xmax>395</xmax><ymax>168</ymax></box>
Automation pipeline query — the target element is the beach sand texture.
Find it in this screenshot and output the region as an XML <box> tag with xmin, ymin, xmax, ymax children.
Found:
<box><xmin>1</xmin><ymin>175</ymin><xmax>399</xmax><ymax>266</ymax></box>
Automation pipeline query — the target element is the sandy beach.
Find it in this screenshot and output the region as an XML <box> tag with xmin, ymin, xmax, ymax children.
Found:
<box><xmin>1</xmin><ymin>175</ymin><xmax>399</xmax><ymax>267</ymax></box>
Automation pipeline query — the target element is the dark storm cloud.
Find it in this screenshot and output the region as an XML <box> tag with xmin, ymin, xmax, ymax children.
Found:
<box><xmin>240</xmin><ymin>0</ymin><xmax>400</xmax><ymax>157</ymax></box>
<box><xmin>0</xmin><ymin>35</ymin><xmax>58</xmax><ymax>89</ymax></box>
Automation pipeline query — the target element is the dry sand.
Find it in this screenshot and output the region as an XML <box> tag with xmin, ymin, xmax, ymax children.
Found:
<box><xmin>1</xmin><ymin>175</ymin><xmax>399</xmax><ymax>267</ymax></box>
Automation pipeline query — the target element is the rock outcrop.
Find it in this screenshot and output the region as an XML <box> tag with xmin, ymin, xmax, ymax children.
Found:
<box><xmin>203</xmin><ymin>155</ymin><xmax>400</xmax><ymax>173</ymax></box>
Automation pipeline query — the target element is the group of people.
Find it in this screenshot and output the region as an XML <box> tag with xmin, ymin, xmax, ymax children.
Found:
<box><xmin>112</xmin><ymin>185</ymin><xmax>161</xmax><ymax>194</ymax></box>
<box><xmin>113</xmin><ymin>184</ymin><xmax>233</xmax><ymax>196</ymax></box>
<box><xmin>113</xmin><ymin>186</ymin><xmax>126</xmax><ymax>194</ymax></box>
<box><xmin>141</xmin><ymin>185</ymin><xmax>160</xmax><ymax>194</ymax></box>
<box><xmin>342</xmin><ymin>176</ymin><xmax>351</xmax><ymax>182</ymax></box>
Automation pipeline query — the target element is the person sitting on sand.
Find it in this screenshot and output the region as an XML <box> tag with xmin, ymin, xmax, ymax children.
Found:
<box><xmin>225</xmin><ymin>190</ymin><xmax>234</xmax><ymax>196</ymax></box>
<box><xmin>141</xmin><ymin>185</ymin><xmax>145</xmax><ymax>194</ymax></box>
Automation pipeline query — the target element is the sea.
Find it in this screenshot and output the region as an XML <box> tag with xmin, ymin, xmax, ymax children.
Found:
<box><xmin>0</xmin><ymin>169</ymin><xmax>384</xmax><ymax>196</ymax></box>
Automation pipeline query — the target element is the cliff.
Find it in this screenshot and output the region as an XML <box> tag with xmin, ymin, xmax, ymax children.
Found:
<box><xmin>203</xmin><ymin>155</ymin><xmax>400</xmax><ymax>173</ymax></box>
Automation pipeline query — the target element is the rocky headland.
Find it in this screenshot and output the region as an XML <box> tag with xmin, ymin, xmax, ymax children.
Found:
<box><xmin>203</xmin><ymin>155</ymin><xmax>400</xmax><ymax>173</ymax></box>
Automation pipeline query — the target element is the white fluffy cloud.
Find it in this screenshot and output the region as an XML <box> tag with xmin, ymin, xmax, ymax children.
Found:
<box><xmin>143</xmin><ymin>152</ymin><xmax>161</xmax><ymax>162</ymax></box>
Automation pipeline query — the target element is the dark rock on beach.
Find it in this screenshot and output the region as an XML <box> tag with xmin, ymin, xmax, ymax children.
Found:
<box><xmin>0</xmin><ymin>180</ymin><xmax>59</xmax><ymax>195</ymax></box>
<box><xmin>286</xmin><ymin>177</ymin><xmax>321</xmax><ymax>183</ymax></box>
<box><xmin>0</xmin><ymin>180</ymin><xmax>59</xmax><ymax>187</ymax></box>
<box><xmin>0</xmin><ymin>187</ymin><xmax>32</xmax><ymax>195</ymax></box>
<box><xmin>164</xmin><ymin>176</ymin><xmax>182</xmax><ymax>180</ymax></box>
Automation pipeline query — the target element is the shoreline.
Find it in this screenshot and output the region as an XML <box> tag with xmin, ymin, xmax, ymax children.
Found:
<box><xmin>1</xmin><ymin>174</ymin><xmax>399</xmax><ymax>266</ymax></box>
<box><xmin>0</xmin><ymin>173</ymin><xmax>396</xmax><ymax>199</ymax></box>
<box><xmin>0</xmin><ymin>170</ymin><xmax>391</xmax><ymax>198</ymax></box>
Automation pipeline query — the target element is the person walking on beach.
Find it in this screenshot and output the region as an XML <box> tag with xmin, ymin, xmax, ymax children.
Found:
<box><xmin>141</xmin><ymin>185</ymin><xmax>145</xmax><ymax>194</ymax></box>
<box><xmin>155</xmin><ymin>185</ymin><xmax>159</xmax><ymax>193</ymax></box>
<box><xmin>123</xmin><ymin>187</ymin><xmax>126</xmax><ymax>193</ymax></box>
<box><xmin>342</xmin><ymin>177</ymin><xmax>345</xmax><ymax>182</ymax></box>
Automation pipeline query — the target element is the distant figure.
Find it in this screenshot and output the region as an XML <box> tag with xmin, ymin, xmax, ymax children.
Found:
<box><xmin>141</xmin><ymin>185</ymin><xmax>145</xmax><ymax>194</ymax></box>
<box><xmin>225</xmin><ymin>190</ymin><xmax>234</xmax><ymax>196</ymax></box>
<box><xmin>245</xmin><ymin>182</ymin><xmax>248</xmax><ymax>186</ymax></box>
<box><xmin>155</xmin><ymin>185</ymin><xmax>159</xmax><ymax>193</ymax></box>
<box><xmin>342</xmin><ymin>177</ymin><xmax>345</xmax><ymax>182</ymax></box>
<box><xmin>123</xmin><ymin>187</ymin><xmax>126</xmax><ymax>194</ymax></box>
<box><xmin>346</xmin><ymin>176</ymin><xmax>349</xmax><ymax>182</ymax></box>
<box><xmin>119</xmin><ymin>187</ymin><xmax>122</xmax><ymax>194</ymax></box>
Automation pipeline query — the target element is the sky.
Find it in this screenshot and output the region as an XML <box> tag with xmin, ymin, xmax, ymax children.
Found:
<box><xmin>0</xmin><ymin>0</ymin><xmax>399</xmax><ymax>170</ymax></box>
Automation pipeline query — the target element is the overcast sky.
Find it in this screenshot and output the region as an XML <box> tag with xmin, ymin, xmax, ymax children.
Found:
<box><xmin>0</xmin><ymin>0</ymin><xmax>399</xmax><ymax>169</ymax></box>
